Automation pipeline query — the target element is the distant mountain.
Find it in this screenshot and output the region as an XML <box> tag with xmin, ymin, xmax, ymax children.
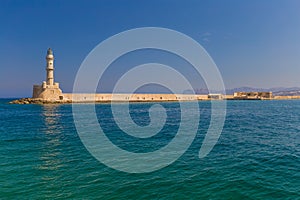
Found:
<box><xmin>269</xmin><ymin>87</ymin><xmax>300</xmax><ymax>92</ymax></box>
<box><xmin>225</xmin><ymin>87</ymin><xmax>268</xmax><ymax>94</ymax></box>
<box><xmin>272</xmin><ymin>89</ymin><xmax>300</xmax><ymax>96</ymax></box>
<box><xmin>126</xmin><ymin>85</ymin><xmax>300</xmax><ymax>96</ymax></box>
<box><xmin>193</xmin><ymin>87</ymin><xmax>300</xmax><ymax>96</ymax></box>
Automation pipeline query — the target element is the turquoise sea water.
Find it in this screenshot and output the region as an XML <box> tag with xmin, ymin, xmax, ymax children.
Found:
<box><xmin>0</xmin><ymin>99</ymin><xmax>299</xmax><ymax>199</ymax></box>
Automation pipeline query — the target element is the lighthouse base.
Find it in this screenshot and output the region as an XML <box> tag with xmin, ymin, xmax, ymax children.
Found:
<box><xmin>33</xmin><ymin>81</ymin><xmax>62</xmax><ymax>100</ymax></box>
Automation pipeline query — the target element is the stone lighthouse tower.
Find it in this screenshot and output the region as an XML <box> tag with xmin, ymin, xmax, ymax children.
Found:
<box><xmin>46</xmin><ymin>48</ymin><xmax>54</xmax><ymax>85</ymax></box>
<box><xmin>32</xmin><ymin>48</ymin><xmax>62</xmax><ymax>100</ymax></box>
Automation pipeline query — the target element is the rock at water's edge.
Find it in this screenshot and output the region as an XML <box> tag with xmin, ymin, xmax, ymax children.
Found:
<box><xmin>9</xmin><ymin>98</ymin><xmax>72</xmax><ymax>104</ymax></box>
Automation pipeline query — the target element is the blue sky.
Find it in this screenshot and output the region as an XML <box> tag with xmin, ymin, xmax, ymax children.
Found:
<box><xmin>1</xmin><ymin>0</ymin><xmax>300</xmax><ymax>97</ymax></box>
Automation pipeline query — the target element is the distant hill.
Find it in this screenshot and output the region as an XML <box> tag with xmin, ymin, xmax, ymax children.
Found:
<box><xmin>125</xmin><ymin>85</ymin><xmax>300</xmax><ymax>96</ymax></box>
<box><xmin>192</xmin><ymin>87</ymin><xmax>300</xmax><ymax>96</ymax></box>
<box><xmin>228</xmin><ymin>87</ymin><xmax>300</xmax><ymax>96</ymax></box>
<box><xmin>272</xmin><ymin>89</ymin><xmax>300</xmax><ymax>96</ymax></box>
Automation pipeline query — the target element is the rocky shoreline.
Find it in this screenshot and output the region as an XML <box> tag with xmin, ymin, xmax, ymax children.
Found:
<box><xmin>9</xmin><ymin>98</ymin><xmax>72</xmax><ymax>104</ymax></box>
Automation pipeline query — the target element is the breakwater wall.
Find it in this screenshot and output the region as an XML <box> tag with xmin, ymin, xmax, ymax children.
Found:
<box><xmin>9</xmin><ymin>94</ymin><xmax>300</xmax><ymax>104</ymax></box>
<box><xmin>63</xmin><ymin>93</ymin><xmax>209</xmax><ymax>102</ymax></box>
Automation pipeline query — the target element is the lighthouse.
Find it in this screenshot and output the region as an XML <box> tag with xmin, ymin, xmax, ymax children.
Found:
<box><xmin>46</xmin><ymin>48</ymin><xmax>54</xmax><ymax>85</ymax></box>
<box><xmin>32</xmin><ymin>48</ymin><xmax>62</xmax><ymax>100</ymax></box>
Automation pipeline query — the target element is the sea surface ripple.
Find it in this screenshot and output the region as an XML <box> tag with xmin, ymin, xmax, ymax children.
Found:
<box><xmin>0</xmin><ymin>99</ymin><xmax>299</xmax><ymax>199</ymax></box>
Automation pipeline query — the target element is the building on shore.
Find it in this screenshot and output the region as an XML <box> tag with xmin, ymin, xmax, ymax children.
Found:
<box><xmin>233</xmin><ymin>92</ymin><xmax>273</xmax><ymax>100</ymax></box>
<box><xmin>208</xmin><ymin>94</ymin><xmax>224</xmax><ymax>100</ymax></box>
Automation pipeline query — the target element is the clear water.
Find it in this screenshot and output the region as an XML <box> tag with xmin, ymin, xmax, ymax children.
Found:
<box><xmin>0</xmin><ymin>99</ymin><xmax>299</xmax><ymax>199</ymax></box>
